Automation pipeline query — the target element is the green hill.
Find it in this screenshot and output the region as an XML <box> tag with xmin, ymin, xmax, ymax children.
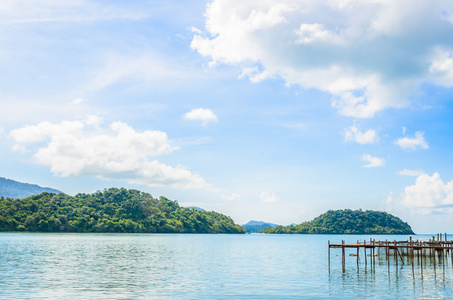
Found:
<box><xmin>261</xmin><ymin>209</ymin><xmax>414</xmax><ymax>234</ymax></box>
<box><xmin>0</xmin><ymin>188</ymin><xmax>245</xmax><ymax>234</ymax></box>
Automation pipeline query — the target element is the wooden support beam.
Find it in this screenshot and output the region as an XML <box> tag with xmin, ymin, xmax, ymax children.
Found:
<box><xmin>396</xmin><ymin>248</ymin><xmax>404</xmax><ymax>265</ymax></box>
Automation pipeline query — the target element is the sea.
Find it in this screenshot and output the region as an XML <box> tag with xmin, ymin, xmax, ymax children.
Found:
<box><xmin>1</xmin><ymin>232</ymin><xmax>452</xmax><ymax>299</ymax></box>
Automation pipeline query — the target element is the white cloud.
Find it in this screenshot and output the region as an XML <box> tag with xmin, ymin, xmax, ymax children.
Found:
<box><xmin>398</xmin><ymin>169</ymin><xmax>426</xmax><ymax>177</ymax></box>
<box><xmin>222</xmin><ymin>193</ymin><xmax>241</xmax><ymax>201</ymax></box>
<box><xmin>386</xmin><ymin>173</ymin><xmax>453</xmax><ymax>214</ymax></box>
<box><xmin>238</xmin><ymin>66</ymin><xmax>260</xmax><ymax>80</ymax></box>
<box><xmin>402</xmin><ymin>126</ymin><xmax>407</xmax><ymax>135</ymax></box>
<box><xmin>190</xmin><ymin>26</ymin><xmax>202</xmax><ymax>35</ymax></box>
<box><xmin>72</xmin><ymin>98</ymin><xmax>88</xmax><ymax>105</ymax></box>
<box><xmin>10</xmin><ymin>118</ymin><xmax>210</xmax><ymax>189</ymax></box>
<box><xmin>344</xmin><ymin>124</ymin><xmax>377</xmax><ymax>144</ymax></box>
<box><xmin>295</xmin><ymin>23</ymin><xmax>341</xmax><ymax>45</ymax></box>
<box><xmin>260</xmin><ymin>191</ymin><xmax>279</xmax><ymax>203</ymax></box>
<box><xmin>361</xmin><ymin>154</ymin><xmax>384</xmax><ymax>168</ymax></box>
<box><xmin>395</xmin><ymin>131</ymin><xmax>429</xmax><ymax>150</ymax></box>
<box><xmin>429</xmin><ymin>48</ymin><xmax>453</xmax><ymax>88</ymax></box>
<box><xmin>192</xmin><ymin>0</ymin><xmax>453</xmax><ymax>118</ymax></box>
<box><xmin>84</xmin><ymin>115</ymin><xmax>103</xmax><ymax>126</ymax></box>
<box><xmin>184</xmin><ymin>108</ymin><xmax>218</xmax><ymax>126</ymax></box>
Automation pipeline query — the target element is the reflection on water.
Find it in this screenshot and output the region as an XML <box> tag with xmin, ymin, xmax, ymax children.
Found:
<box><xmin>1</xmin><ymin>233</ymin><xmax>453</xmax><ymax>299</ymax></box>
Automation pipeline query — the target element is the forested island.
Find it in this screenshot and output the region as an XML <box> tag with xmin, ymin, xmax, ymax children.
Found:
<box><xmin>262</xmin><ymin>209</ymin><xmax>414</xmax><ymax>234</ymax></box>
<box><xmin>0</xmin><ymin>188</ymin><xmax>245</xmax><ymax>233</ymax></box>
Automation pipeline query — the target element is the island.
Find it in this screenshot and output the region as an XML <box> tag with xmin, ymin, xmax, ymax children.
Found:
<box><xmin>0</xmin><ymin>188</ymin><xmax>245</xmax><ymax>234</ymax></box>
<box><xmin>261</xmin><ymin>209</ymin><xmax>414</xmax><ymax>234</ymax></box>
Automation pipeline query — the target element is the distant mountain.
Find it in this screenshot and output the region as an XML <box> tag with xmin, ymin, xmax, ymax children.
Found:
<box><xmin>242</xmin><ymin>220</ymin><xmax>279</xmax><ymax>233</ymax></box>
<box><xmin>0</xmin><ymin>177</ymin><xmax>62</xmax><ymax>199</ymax></box>
<box><xmin>185</xmin><ymin>206</ymin><xmax>206</xmax><ymax>212</ymax></box>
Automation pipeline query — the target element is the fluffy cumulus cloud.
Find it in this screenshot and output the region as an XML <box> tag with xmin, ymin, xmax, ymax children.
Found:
<box><xmin>386</xmin><ymin>173</ymin><xmax>453</xmax><ymax>214</ymax></box>
<box><xmin>10</xmin><ymin>117</ymin><xmax>210</xmax><ymax>189</ymax></box>
<box><xmin>184</xmin><ymin>108</ymin><xmax>218</xmax><ymax>125</ymax></box>
<box><xmin>395</xmin><ymin>131</ymin><xmax>429</xmax><ymax>150</ymax></box>
<box><xmin>361</xmin><ymin>154</ymin><xmax>384</xmax><ymax>168</ymax></box>
<box><xmin>260</xmin><ymin>191</ymin><xmax>279</xmax><ymax>203</ymax></box>
<box><xmin>344</xmin><ymin>124</ymin><xmax>377</xmax><ymax>144</ymax></box>
<box><xmin>192</xmin><ymin>0</ymin><xmax>453</xmax><ymax>118</ymax></box>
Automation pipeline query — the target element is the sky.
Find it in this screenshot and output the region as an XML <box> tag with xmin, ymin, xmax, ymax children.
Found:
<box><xmin>1</xmin><ymin>0</ymin><xmax>453</xmax><ymax>233</ymax></box>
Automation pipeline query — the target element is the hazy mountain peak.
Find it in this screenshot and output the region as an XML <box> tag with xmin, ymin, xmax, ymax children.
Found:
<box><xmin>0</xmin><ymin>177</ymin><xmax>62</xmax><ymax>199</ymax></box>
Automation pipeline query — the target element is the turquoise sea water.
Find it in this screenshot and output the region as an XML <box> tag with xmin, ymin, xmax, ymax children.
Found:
<box><xmin>1</xmin><ymin>233</ymin><xmax>452</xmax><ymax>299</ymax></box>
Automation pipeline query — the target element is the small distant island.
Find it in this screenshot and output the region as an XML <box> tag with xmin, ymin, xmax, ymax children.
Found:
<box><xmin>261</xmin><ymin>209</ymin><xmax>414</xmax><ymax>234</ymax></box>
<box><xmin>242</xmin><ymin>220</ymin><xmax>279</xmax><ymax>233</ymax></box>
<box><xmin>0</xmin><ymin>188</ymin><xmax>245</xmax><ymax>234</ymax></box>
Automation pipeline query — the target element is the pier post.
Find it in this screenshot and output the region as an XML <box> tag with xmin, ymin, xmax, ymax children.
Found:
<box><xmin>411</xmin><ymin>240</ymin><xmax>414</xmax><ymax>266</ymax></box>
<box><xmin>328</xmin><ymin>240</ymin><xmax>330</xmax><ymax>271</ymax></box>
<box><xmin>371</xmin><ymin>240</ymin><xmax>376</xmax><ymax>266</ymax></box>
<box><xmin>432</xmin><ymin>247</ymin><xmax>435</xmax><ymax>264</ymax></box>
<box><xmin>356</xmin><ymin>240</ymin><xmax>359</xmax><ymax>266</ymax></box>
<box><xmin>394</xmin><ymin>241</ymin><xmax>397</xmax><ymax>266</ymax></box>
<box><xmin>420</xmin><ymin>246</ymin><xmax>423</xmax><ymax>269</ymax></box>
<box><xmin>342</xmin><ymin>240</ymin><xmax>345</xmax><ymax>270</ymax></box>
<box><xmin>385</xmin><ymin>240</ymin><xmax>388</xmax><ymax>258</ymax></box>
<box><xmin>387</xmin><ymin>240</ymin><xmax>390</xmax><ymax>268</ymax></box>
<box><xmin>357</xmin><ymin>247</ymin><xmax>359</xmax><ymax>266</ymax></box>
<box><xmin>364</xmin><ymin>240</ymin><xmax>367</xmax><ymax>267</ymax></box>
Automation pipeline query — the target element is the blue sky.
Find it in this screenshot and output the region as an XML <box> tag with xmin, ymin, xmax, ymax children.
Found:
<box><xmin>1</xmin><ymin>0</ymin><xmax>453</xmax><ymax>233</ymax></box>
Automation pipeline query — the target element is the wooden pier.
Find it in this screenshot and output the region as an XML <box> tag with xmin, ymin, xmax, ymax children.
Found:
<box><xmin>328</xmin><ymin>233</ymin><xmax>452</xmax><ymax>270</ymax></box>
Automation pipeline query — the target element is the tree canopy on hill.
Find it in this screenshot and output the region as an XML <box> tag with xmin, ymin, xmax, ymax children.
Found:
<box><xmin>0</xmin><ymin>188</ymin><xmax>245</xmax><ymax>234</ymax></box>
<box><xmin>261</xmin><ymin>209</ymin><xmax>414</xmax><ymax>234</ymax></box>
